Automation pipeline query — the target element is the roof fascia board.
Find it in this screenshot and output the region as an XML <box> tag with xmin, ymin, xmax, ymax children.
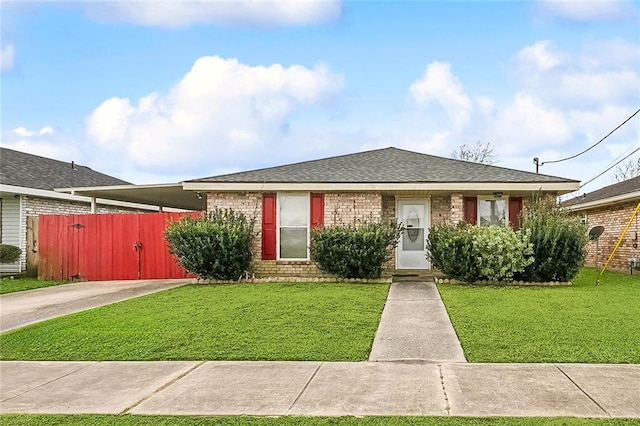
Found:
<box><xmin>0</xmin><ymin>184</ymin><xmax>160</xmax><ymax>211</ymax></box>
<box><xmin>564</xmin><ymin>191</ymin><xmax>640</xmax><ymax>211</ymax></box>
<box><xmin>54</xmin><ymin>183</ymin><xmax>183</xmax><ymax>193</ymax></box>
<box><xmin>183</xmin><ymin>181</ymin><xmax>579</xmax><ymax>192</ymax></box>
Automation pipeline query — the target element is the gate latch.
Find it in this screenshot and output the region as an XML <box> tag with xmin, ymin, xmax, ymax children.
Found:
<box><xmin>133</xmin><ymin>241</ymin><xmax>143</xmax><ymax>251</ymax></box>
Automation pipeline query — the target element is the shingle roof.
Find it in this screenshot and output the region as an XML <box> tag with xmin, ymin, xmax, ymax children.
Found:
<box><xmin>190</xmin><ymin>147</ymin><xmax>577</xmax><ymax>184</ymax></box>
<box><xmin>563</xmin><ymin>176</ymin><xmax>640</xmax><ymax>207</ymax></box>
<box><xmin>0</xmin><ymin>148</ymin><xmax>130</xmax><ymax>191</ymax></box>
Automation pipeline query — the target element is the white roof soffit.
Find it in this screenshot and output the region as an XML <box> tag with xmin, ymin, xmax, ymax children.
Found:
<box><xmin>55</xmin><ymin>183</ymin><xmax>206</xmax><ymax>211</ymax></box>
<box><xmin>183</xmin><ymin>181</ymin><xmax>580</xmax><ymax>194</ymax></box>
<box><xmin>564</xmin><ymin>191</ymin><xmax>640</xmax><ymax>211</ymax></box>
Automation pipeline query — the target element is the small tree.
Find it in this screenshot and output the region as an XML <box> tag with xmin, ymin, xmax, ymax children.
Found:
<box><xmin>164</xmin><ymin>209</ymin><xmax>255</xmax><ymax>280</ymax></box>
<box><xmin>310</xmin><ymin>218</ymin><xmax>402</xmax><ymax>279</ymax></box>
<box><xmin>451</xmin><ymin>141</ymin><xmax>498</xmax><ymax>165</ymax></box>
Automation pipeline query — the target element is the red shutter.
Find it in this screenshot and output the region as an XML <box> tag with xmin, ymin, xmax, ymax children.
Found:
<box><xmin>463</xmin><ymin>197</ymin><xmax>477</xmax><ymax>225</ymax></box>
<box><xmin>310</xmin><ymin>193</ymin><xmax>324</xmax><ymax>229</ymax></box>
<box><xmin>508</xmin><ymin>196</ymin><xmax>523</xmax><ymax>230</ymax></box>
<box><xmin>262</xmin><ymin>193</ymin><xmax>277</xmax><ymax>260</ymax></box>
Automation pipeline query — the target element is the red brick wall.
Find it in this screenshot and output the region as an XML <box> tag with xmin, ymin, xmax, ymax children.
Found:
<box><xmin>581</xmin><ymin>200</ymin><xmax>640</xmax><ymax>272</ymax></box>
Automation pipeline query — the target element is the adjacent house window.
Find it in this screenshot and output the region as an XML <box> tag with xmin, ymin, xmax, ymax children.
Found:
<box><xmin>278</xmin><ymin>193</ymin><xmax>310</xmax><ymax>260</ymax></box>
<box><xmin>478</xmin><ymin>197</ymin><xmax>508</xmax><ymax>226</ymax></box>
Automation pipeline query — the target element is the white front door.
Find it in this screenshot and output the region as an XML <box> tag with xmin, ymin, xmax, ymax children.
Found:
<box><xmin>396</xmin><ymin>199</ymin><xmax>430</xmax><ymax>270</ymax></box>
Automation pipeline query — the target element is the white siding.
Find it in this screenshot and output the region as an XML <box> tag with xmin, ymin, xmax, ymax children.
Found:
<box><xmin>1</xmin><ymin>196</ymin><xmax>23</xmax><ymax>274</ymax></box>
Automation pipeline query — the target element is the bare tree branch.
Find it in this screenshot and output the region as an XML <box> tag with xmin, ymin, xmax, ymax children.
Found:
<box><xmin>451</xmin><ymin>141</ymin><xmax>498</xmax><ymax>165</ymax></box>
<box><xmin>611</xmin><ymin>157</ymin><xmax>640</xmax><ymax>182</ymax></box>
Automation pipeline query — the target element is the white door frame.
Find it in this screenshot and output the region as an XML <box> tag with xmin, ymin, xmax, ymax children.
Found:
<box><xmin>396</xmin><ymin>198</ymin><xmax>431</xmax><ymax>270</ymax></box>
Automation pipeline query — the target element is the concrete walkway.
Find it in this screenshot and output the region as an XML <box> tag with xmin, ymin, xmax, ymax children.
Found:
<box><xmin>0</xmin><ymin>279</ymin><xmax>192</xmax><ymax>332</ymax></box>
<box><xmin>1</xmin><ymin>361</ymin><xmax>639</xmax><ymax>417</ymax></box>
<box><xmin>369</xmin><ymin>282</ymin><xmax>466</xmax><ymax>362</ymax></box>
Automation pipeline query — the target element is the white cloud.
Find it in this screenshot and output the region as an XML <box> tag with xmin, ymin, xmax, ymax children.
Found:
<box><xmin>517</xmin><ymin>40</ymin><xmax>562</xmax><ymax>72</ymax></box>
<box><xmin>89</xmin><ymin>0</ymin><xmax>341</xmax><ymax>28</ymax></box>
<box><xmin>86</xmin><ymin>56</ymin><xmax>343</xmax><ymax>173</ymax></box>
<box><xmin>487</xmin><ymin>93</ymin><xmax>573</xmax><ymax>153</ymax></box>
<box><xmin>1</xmin><ymin>126</ymin><xmax>83</xmax><ymax>163</ymax></box>
<box><xmin>0</xmin><ymin>44</ymin><xmax>15</xmax><ymax>72</ymax></box>
<box><xmin>410</xmin><ymin>61</ymin><xmax>473</xmax><ymax>129</ymax></box>
<box><xmin>538</xmin><ymin>0</ymin><xmax>639</xmax><ymax>21</ymax></box>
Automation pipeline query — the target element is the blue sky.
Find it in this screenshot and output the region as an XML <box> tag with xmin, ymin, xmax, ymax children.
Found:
<box><xmin>1</xmin><ymin>0</ymin><xmax>639</xmax><ymax>195</ymax></box>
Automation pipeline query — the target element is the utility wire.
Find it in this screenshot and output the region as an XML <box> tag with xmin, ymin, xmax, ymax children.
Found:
<box><xmin>541</xmin><ymin>107</ymin><xmax>640</xmax><ymax>166</ymax></box>
<box><xmin>579</xmin><ymin>145</ymin><xmax>640</xmax><ymax>190</ymax></box>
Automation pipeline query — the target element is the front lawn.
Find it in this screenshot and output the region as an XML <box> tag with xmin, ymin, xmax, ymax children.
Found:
<box><xmin>439</xmin><ymin>268</ymin><xmax>640</xmax><ymax>363</ymax></box>
<box><xmin>0</xmin><ymin>283</ymin><xmax>388</xmax><ymax>361</ymax></box>
<box><xmin>3</xmin><ymin>415</ymin><xmax>638</xmax><ymax>426</ymax></box>
<box><xmin>0</xmin><ymin>277</ymin><xmax>68</xmax><ymax>294</ymax></box>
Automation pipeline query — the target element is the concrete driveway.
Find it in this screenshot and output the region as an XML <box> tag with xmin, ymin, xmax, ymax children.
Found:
<box><xmin>0</xmin><ymin>279</ymin><xmax>193</xmax><ymax>333</ymax></box>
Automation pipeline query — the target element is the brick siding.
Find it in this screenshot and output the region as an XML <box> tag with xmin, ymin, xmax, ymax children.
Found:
<box><xmin>206</xmin><ymin>190</ymin><xmax>536</xmax><ymax>277</ymax></box>
<box><xmin>580</xmin><ymin>200</ymin><xmax>640</xmax><ymax>272</ymax></box>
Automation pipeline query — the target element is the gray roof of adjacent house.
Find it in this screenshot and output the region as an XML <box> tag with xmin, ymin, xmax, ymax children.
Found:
<box><xmin>563</xmin><ymin>176</ymin><xmax>640</xmax><ymax>207</ymax></box>
<box><xmin>0</xmin><ymin>148</ymin><xmax>130</xmax><ymax>191</ymax></box>
<box><xmin>190</xmin><ymin>147</ymin><xmax>578</xmax><ymax>184</ymax></box>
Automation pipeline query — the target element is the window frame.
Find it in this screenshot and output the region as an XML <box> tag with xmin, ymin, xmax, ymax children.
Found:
<box><xmin>276</xmin><ymin>192</ymin><xmax>311</xmax><ymax>261</ymax></box>
<box><xmin>477</xmin><ymin>195</ymin><xmax>510</xmax><ymax>227</ymax></box>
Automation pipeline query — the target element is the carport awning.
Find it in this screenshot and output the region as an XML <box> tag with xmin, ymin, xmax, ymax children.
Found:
<box><xmin>55</xmin><ymin>183</ymin><xmax>206</xmax><ymax>211</ymax></box>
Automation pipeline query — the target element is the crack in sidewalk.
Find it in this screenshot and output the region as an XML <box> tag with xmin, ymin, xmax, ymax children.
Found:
<box><xmin>554</xmin><ymin>364</ymin><xmax>611</xmax><ymax>417</ymax></box>
<box><xmin>119</xmin><ymin>361</ymin><xmax>206</xmax><ymax>415</ymax></box>
<box><xmin>286</xmin><ymin>362</ymin><xmax>323</xmax><ymax>414</ymax></box>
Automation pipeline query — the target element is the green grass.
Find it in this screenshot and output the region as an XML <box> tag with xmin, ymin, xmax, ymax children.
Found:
<box><xmin>0</xmin><ymin>283</ymin><xmax>388</xmax><ymax>361</ymax></box>
<box><xmin>0</xmin><ymin>277</ymin><xmax>68</xmax><ymax>294</ymax></box>
<box><xmin>438</xmin><ymin>268</ymin><xmax>640</xmax><ymax>363</ymax></box>
<box><xmin>2</xmin><ymin>415</ymin><xmax>638</xmax><ymax>426</ymax></box>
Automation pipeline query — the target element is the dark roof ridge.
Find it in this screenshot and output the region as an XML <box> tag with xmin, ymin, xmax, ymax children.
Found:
<box><xmin>190</xmin><ymin>146</ymin><xmax>578</xmax><ymax>183</ymax></box>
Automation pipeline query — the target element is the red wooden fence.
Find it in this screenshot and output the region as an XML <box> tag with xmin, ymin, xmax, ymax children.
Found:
<box><xmin>39</xmin><ymin>212</ymin><xmax>199</xmax><ymax>281</ymax></box>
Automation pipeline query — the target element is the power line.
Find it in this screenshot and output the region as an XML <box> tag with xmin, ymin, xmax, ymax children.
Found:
<box><xmin>579</xmin><ymin>145</ymin><xmax>640</xmax><ymax>190</ymax></box>
<box><xmin>540</xmin><ymin>107</ymin><xmax>640</xmax><ymax>167</ymax></box>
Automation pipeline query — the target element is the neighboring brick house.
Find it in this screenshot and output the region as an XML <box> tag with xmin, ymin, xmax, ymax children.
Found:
<box><xmin>183</xmin><ymin>147</ymin><xmax>579</xmax><ymax>277</ymax></box>
<box><xmin>0</xmin><ymin>148</ymin><xmax>162</xmax><ymax>275</ymax></box>
<box><xmin>563</xmin><ymin>176</ymin><xmax>640</xmax><ymax>273</ymax></box>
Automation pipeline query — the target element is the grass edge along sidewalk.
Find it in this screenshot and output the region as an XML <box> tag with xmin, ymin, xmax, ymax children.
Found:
<box><xmin>2</xmin><ymin>414</ymin><xmax>640</xmax><ymax>426</ymax></box>
<box><xmin>0</xmin><ymin>277</ymin><xmax>68</xmax><ymax>294</ymax></box>
<box><xmin>0</xmin><ymin>282</ymin><xmax>389</xmax><ymax>362</ymax></box>
<box><xmin>438</xmin><ymin>268</ymin><xmax>640</xmax><ymax>364</ymax></box>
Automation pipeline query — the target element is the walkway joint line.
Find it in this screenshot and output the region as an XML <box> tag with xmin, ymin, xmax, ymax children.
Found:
<box><xmin>286</xmin><ymin>362</ymin><xmax>323</xmax><ymax>413</ymax></box>
<box><xmin>119</xmin><ymin>361</ymin><xmax>206</xmax><ymax>415</ymax></box>
<box><xmin>438</xmin><ymin>364</ymin><xmax>451</xmax><ymax>415</ymax></box>
<box><xmin>554</xmin><ymin>364</ymin><xmax>612</xmax><ymax>417</ymax></box>
<box><xmin>0</xmin><ymin>362</ymin><xmax>96</xmax><ymax>404</ymax></box>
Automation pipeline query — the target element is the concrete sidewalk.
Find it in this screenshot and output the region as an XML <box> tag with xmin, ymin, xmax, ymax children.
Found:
<box><xmin>1</xmin><ymin>361</ymin><xmax>638</xmax><ymax>417</ymax></box>
<box><xmin>0</xmin><ymin>279</ymin><xmax>192</xmax><ymax>332</ymax></box>
<box><xmin>369</xmin><ymin>282</ymin><xmax>466</xmax><ymax>362</ymax></box>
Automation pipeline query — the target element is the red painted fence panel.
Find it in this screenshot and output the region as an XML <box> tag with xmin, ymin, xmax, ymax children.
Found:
<box><xmin>38</xmin><ymin>212</ymin><xmax>199</xmax><ymax>281</ymax></box>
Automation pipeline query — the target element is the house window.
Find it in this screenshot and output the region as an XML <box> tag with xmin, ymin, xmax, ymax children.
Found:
<box><xmin>478</xmin><ymin>196</ymin><xmax>508</xmax><ymax>226</ymax></box>
<box><xmin>278</xmin><ymin>193</ymin><xmax>309</xmax><ymax>260</ymax></box>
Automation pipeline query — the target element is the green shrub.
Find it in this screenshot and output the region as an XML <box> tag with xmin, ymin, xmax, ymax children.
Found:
<box><xmin>517</xmin><ymin>200</ymin><xmax>587</xmax><ymax>282</ymax></box>
<box><xmin>473</xmin><ymin>225</ymin><xmax>534</xmax><ymax>281</ymax></box>
<box><xmin>310</xmin><ymin>219</ymin><xmax>402</xmax><ymax>279</ymax></box>
<box><xmin>0</xmin><ymin>244</ymin><xmax>21</xmax><ymax>264</ymax></box>
<box><xmin>427</xmin><ymin>222</ymin><xmax>479</xmax><ymax>282</ymax></box>
<box><xmin>427</xmin><ymin>223</ymin><xmax>533</xmax><ymax>282</ymax></box>
<box><xmin>164</xmin><ymin>209</ymin><xmax>255</xmax><ymax>280</ymax></box>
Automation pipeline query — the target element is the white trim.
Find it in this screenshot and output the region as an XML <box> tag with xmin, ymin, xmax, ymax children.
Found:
<box><xmin>564</xmin><ymin>191</ymin><xmax>640</xmax><ymax>211</ymax></box>
<box><xmin>276</xmin><ymin>192</ymin><xmax>310</xmax><ymax>261</ymax></box>
<box><xmin>0</xmin><ymin>184</ymin><xmax>161</xmax><ymax>211</ymax></box>
<box><xmin>396</xmin><ymin>198</ymin><xmax>431</xmax><ymax>270</ymax></box>
<box><xmin>183</xmin><ymin>181</ymin><xmax>578</xmax><ymax>193</ymax></box>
